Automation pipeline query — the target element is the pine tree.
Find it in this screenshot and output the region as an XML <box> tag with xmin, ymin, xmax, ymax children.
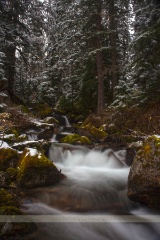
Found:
<box><xmin>130</xmin><ymin>0</ymin><xmax>160</xmax><ymax>103</ymax></box>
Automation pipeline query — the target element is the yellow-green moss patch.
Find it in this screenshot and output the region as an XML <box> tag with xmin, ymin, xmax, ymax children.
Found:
<box><xmin>34</xmin><ymin>104</ymin><xmax>53</xmax><ymax>118</ymax></box>
<box><xmin>128</xmin><ymin>135</ymin><xmax>160</xmax><ymax>209</ymax></box>
<box><xmin>0</xmin><ymin>148</ymin><xmax>19</xmax><ymax>171</ymax></box>
<box><xmin>16</xmin><ymin>148</ymin><xmax>62</xmax><ymax>188</ymax></box>
<box><xmin>60</xmin><ymin>134</ymin><xmax>92</xmax><ymax>145</ymax></box>
<box><xmin>81</xmin><ymin>123</ymin><xmax>107</xmax><ymax>140</ymax></box>
<box><xmin>44</xmin><ymin>117</ymin><xmax>60</xmax><ymax>125</ymax></box>
<box><xmin>0</xmin><ymin>189</ymin><xmax>19</xmax><ymax>208</ymax></box>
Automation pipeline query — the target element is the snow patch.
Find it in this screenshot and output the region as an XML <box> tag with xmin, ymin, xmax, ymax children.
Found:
<box><xmin>27</xmin><ymin>148</ymin><xmax>38</xmax><ymax>156</ymax></box>
<box><xmin>0</xmin><ymin>141</ymin><xmax>9</xmax><ymax>148</ymax></box>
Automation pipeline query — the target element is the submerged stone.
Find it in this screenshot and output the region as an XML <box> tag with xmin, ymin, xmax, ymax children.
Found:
<box><xmin>128</xmin><ymin>135</ymin><xmax>160</xmax><ymax>209</ymax></box>
<box><xmin>16</xmin><ymin>148</ymin><xmax>62</xmax><ymax>188</ymax></box>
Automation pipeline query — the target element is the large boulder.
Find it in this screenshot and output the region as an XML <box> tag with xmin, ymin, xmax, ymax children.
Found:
<box><xmin>128</xmin><ymin>135</ymin><xmax>160</xmax><ymax>209</ymax></box>
<box><xmin>16</xmin><ymin>148</ymin><xmax>62</xmax><ymax>188</ymax></box>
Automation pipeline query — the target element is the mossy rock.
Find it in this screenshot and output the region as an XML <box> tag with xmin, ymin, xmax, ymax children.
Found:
<box><xmin>6</xmin><ymin>168</ymin><xmax>17</xmax><ymax>181</ymax></box>
<box><xmin>81</xmin><ymin>124</ymin><xmax>107</xmax><ymax>141</ymax></box>
<box><xmin>17</xmin><ymin>134</ymin><xmax>28</xmax><ymax>142</ymax></box>
<box><xmin>20</xmin><ymin>105</ymin><xmax>30</xmax><ymax>113</ymax></box>
<box><xmin>44</xmin><ymin>117</ymin><xmax>60</xmax><ymax>125</ymax></box>
<box><xmin>0</xmin><ymin>189</ymin><xmax>19</xmax><ymax>208</ymax></box>
<box><xmin>0</xmin><ymin>148</ymin><xmax>19</xmax><ymax>171</ymax></box>
<box><xmin>128</xmin><ymin>135</ymin><xmax>160</xmax><ymax>209</ymax></box>
<box><xmin>16</xmin><ymin>148</ymin><xmax>62</xmax><ymax>188</ymax></box>
<box><xmin>0</xmin><ymin>172</ymin><xmax>11</xmax><ymax>188</ymax></box>
<box><xmin>5</xmin><ymin>129</ymin><xmax>19</xmax><ymax>138</ymax></box>
<box><xmin>0</xmin><ymin>206</ymin><xmax>37</xmax><ymax>239</ymax></box>
<box><xmin>60</xmin><ymin>134</ymin><xmax>92</xmax><ymax>145</ymax></box>
<box><xmin>34</xmin><ymin>104</ymin><xmax>53</xmax><ymax>118</ymax></box>
<box><xmin>12</xmin><ymin>140</ymin><xmax>50</xmax><ymax>152</ymax></box>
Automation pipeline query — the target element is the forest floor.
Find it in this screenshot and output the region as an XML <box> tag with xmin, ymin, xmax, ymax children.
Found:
<box><xmin>83</xmin><ymin>102</ymin><xmax>160</xmax><ymax>137</ymax></box>
<box><xmin>0</xmin><ymin>101</ymin><xmax>160</xmax><ymax>146</ymax></box>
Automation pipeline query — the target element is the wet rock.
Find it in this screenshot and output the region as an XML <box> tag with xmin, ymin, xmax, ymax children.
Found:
<box><xmin>128</xmin><ymin>135</ymin><xmax>160</xmax><ymax>209</ymax></box>
<box><xmin>126</xmin><ymin>148</ymin><xmax>136</xmax><ymax>166</ymax></box>
<box><xmin>53</xmin><ymin>114</ymin><xmax>66</xmax><ymax>126</ymax></box>
<box><xmin>38</xmin><ymin>129</ymin><xmax>53</xmax><ymax>140</ymax></box>
<box><xmin>12</xmin><ymin>140</ymin><xmax>50</xmax><ymax>152</ymax></box>
<box><xmin>16</xmin><ymin>148</ymin><xmax>62</xmax><ymax>188</ymax></box>
<box><xmin>44</xmin><ymin>116</ymin><xmax>59</xmax><ymax>125</ymax></box>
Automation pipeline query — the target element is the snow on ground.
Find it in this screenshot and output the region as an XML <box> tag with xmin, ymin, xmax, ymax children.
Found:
<box><xmin>0</xmin><ymin>140</ymin><xmax>9</xmax><ymax>148</ymax></box>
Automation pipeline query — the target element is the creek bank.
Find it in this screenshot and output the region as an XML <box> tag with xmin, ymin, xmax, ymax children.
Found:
<box><xmin>0</xmin><ymin>145</ymin><xmax>64</xmax><ymax>238</ymax></box>
<box><xmin>0</xmin><ymin>188</ymin><xmax>37</xmax><ymax>239</ymax></box>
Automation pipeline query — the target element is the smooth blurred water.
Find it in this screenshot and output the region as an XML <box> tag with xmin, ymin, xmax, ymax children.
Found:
<box><xmin>22</xmin><ymin>144</ymin><xmax>160</xmax><ymax>240</ymax></box>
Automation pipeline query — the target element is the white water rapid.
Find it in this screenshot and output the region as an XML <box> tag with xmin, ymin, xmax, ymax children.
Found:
<box><xmin>22</xmin><ymin>144</ymin><xmax>160</xmax><ymax>240</ymax></box>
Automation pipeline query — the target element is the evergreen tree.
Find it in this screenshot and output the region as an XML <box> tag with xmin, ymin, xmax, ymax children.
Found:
<box><xmin>129</xmin><ymin>0</ymin><xmax>160</xmax><ymax>104</ymax></box>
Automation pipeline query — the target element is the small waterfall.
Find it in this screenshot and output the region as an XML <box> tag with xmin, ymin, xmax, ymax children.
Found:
<box><xmin>63</xmin><ymin>115</ymin><xmax>71</xmax><ymax>128</ymax></box>
<box><xmin>28</xmin><ymin>133</ymin><xmax>38</xmax><ymax>141</ymax></box>
<box><xmin>50</xmin><ymin>134</ymin><xmax>57</xmax><ymax>142</ymax></box>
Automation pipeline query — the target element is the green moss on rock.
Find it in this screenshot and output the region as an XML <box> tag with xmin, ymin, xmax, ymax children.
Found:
<box><xmin>34</xmin><ymin>104</ymin><xmax>53</xmax><ymax>118</ymax></box>
<box><xmin>0</xmin><ymin>148</ymin><xmax>19</xmax><ymax>171</ymax></box>
<box><xmin>44</xmin><ymin>117</ymin><xmax>60</xmax><ymax>125</ymax></box>
<box><xmin>0</xmin><ymin>189</ymin><xmax>19</xmax><ymax>208</ymax></box>
<box><xmin>6</xmin><ymin>168</ymin><xmax>17</xmax><ymax>181</ymax></box>
<box><xmin>16</xmin><ymin>148</ymin><xmax>62</xmax><ymax>188</ymax></box>
<box><xmin>60</xmin><ymin>134</ymin><xmax>92</xmax><ymax>145</ymax></box>
<box><xmin>0</xmin><ymin>206</ymin><xmax>37</xmax><ymax>239</ymax></box>
<box><xmin>128</xmin><ymin>135</ymin><xmax>160</xmax><ymax>209</ymax></box>
<box><xmin>17</xmin><ymin>134</ymin><xmax>28</xmax><ymax>142</ymax></box>
<box><xmin>82</xmin><ymin>123</ymin><xmax>107</xmax><ymax>140</ymax></box>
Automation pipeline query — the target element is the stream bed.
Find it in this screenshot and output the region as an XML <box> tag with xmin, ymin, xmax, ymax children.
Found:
<box><xmin>21</xmin><ymin>144</ymin><xmax>160</xmax><ymax>240</ymax></box>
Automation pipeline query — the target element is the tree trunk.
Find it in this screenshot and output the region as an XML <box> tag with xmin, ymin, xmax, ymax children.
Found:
<box><xmin>109</xmin><ymin>0</ymin><xmax>118</xmax><ymax>102</ymax></box>
<box><xmin>96</xmin><ymin>0</ymin><xmax>104</xmax><ymax>115</ymax></box>
<box><xmin>5</xmin><ymin>45</ymin><xmax>16</xmax><ymax>101</ymax></box>
<box><xmin>3</xmin><ymin>0</ymin><xmax>17</xmax><ymax>102</ymax></box>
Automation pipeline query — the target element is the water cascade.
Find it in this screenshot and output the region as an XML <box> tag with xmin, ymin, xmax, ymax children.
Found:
<box><xmin>63</xmin><ymin>115</ymin><xmax>71</xmax><ymax>128</ymax></box>
<box><xmin>52</xmin><ymin>115</ymin><xmax>72</xmax><ymax>142</ymax></box>
<box><xmin>22</xmin><ymin>144</ymin><xmax>160</xmax><ymax>240</ymax></box>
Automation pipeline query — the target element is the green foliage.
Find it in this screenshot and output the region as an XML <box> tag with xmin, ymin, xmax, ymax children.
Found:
<box><xmin>33</xmin><ymin>104</ymin><xmax>53</xmax><ymax>118</ymax></box>
<box><xmin>58</xmin><ymin>96</ymin><xmax>73</xmax><ymax>113</ymax></box>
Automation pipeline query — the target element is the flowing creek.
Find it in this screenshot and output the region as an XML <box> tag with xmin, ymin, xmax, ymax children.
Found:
<box><xmin>22</xmin><ymin>144</ymin><xmax>160</xmax><ymax>240</ymax></box>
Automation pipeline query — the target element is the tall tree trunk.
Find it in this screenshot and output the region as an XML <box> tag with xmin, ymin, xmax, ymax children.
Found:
<box><xmin>4</xmin><ymin>0</ymin><xmax>17</xmax><ymax>102</ymax></box>
<box><xmin>96</xmin><ymin>0</ymin><xmax>104</xmax><ymax>114</ymax></box>
<box><xmin>109</xmin><ymin>0</ymin><xmax>118</xmax><ymax>102</ymax></box>
<box><xmin>5</xmin><ymin>45</ymin><xmax>16</xmax><ymax>101</ymax></box>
